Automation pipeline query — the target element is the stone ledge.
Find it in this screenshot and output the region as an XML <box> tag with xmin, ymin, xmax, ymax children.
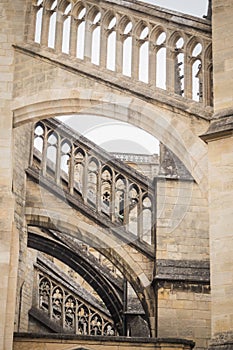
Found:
<box><xmin>154</xmin><ymin>259</ymin><xmax>210</xmax><ymax>284</ymax></box>
<box><xmin>200</xmin><ymin>114</ymin><xmax>233</xmax><ymax>142</ymax></box>
<box><xmin>14</xmin><ymin>332</ymin><xmax>195</xmax><ymax>347</ymax></box>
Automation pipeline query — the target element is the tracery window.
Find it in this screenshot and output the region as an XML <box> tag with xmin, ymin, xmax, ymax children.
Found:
<box><xmin>37</xmin><ymin>270</ymin><xmax>116</xmax><ymax>335</ymax></box>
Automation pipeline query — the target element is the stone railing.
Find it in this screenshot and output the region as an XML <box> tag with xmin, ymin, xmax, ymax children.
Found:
<box><xmin>33</xmin><ymin>263</ymin><xmax>116</xmax><ymax>335</ymax></box>
<box><xmin>31</xmin><ymin>118</ymin><xmax>156</xmax><ymax>246</ymax></box>
<box><xmin>112</xmin><ymin>153</ymin><xmax>159</xmax><ymax>164</ymax></box>
<box><xmin>27</xmin><ymin>0</ymin><xmax>212</xmax><ymax>106</ymax></box>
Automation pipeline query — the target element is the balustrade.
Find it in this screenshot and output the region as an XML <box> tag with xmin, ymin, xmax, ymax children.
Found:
<box><xmin>28</xmin><ymin>0</ymin><xmax>212</xmax><ymax>106</ymax></box>
<box><xmin>32</xmin><ymin>118</ymin><xmax>156</xmax><ymax>246</ymax></box>
<box><xmin>36</xmin><ymin>267</ymin><xmax>116</xmax><ymax>335</ymax></box>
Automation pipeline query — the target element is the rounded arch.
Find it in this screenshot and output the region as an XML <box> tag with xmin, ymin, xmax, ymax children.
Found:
<box><xmin>133</xmin><ymin>20</ymin><xmax>149</xmax><ymax>38</ymax></box>
<box><xmin>167</xmin><ymin>30</ymin><xmax>185</xmax><ymax>48</ymax></box>
<box><xmin>72</xmin><ymin>1</ymin><xmax>86</xmax><ymax>18</ymax></box>
<box><xmin>149</xmin><ymin>24</ymin><xmax>166</xmax><ymax>43</ymax></box>
<box><xmin>86</xmin><ymin>4</ymin><xmax>101</xmax><ymax>22</ymax></box>
<box><xmin>118</xmin><ymin>14</ymin><xmax>133</xmax><ymax>34</ymax></box>
<box><xmin>185</xmin><ymin>36</ymin><xmax>204</xmax><ymax>58</ymax></box>
<box><xmin>13</xmin><ymin>92</ymin><xmax>208</xmax><ymax>187</ymax></box>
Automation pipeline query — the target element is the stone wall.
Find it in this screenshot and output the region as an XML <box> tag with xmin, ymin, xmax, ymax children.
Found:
<box><xmin>157</xmin><ymin>179</ymin><xmax>209</xmax><ymax>261</ymax></box>
<box><xmin>0</xmin><ymin>1</ymin><xmax>27</xmax><ymax>348</ymax></box>
<box><xmin>13</xmin><ymin>123</ymin><xmax>38</xmax><ymax>333</ymax></box>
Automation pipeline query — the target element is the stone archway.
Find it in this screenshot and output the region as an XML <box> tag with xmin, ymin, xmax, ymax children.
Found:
<box><xmin>13</xmin><ymin>90</ymin><xmax>208</xmax><ymax>188</ymax></box>
<box><xmin>25</xmin><ymin>209</ymin><xmax>156</xmax><ymax>335</ymax></box>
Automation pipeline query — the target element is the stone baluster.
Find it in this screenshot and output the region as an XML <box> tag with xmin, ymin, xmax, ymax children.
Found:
<box><xmin>28</xmin><ymin>2</ymin><xmax>41</xmax><ymax>42</ymax></box>
<box><xmin>69</xmin><ymin>16</ymin><xmax>78</xmax><ymax>57</ymax></box>
<box><xmin>97</xmin><ymin>165</ymin><xmax>102</xmax><ymax>213</ymax></box>
<box><xmin>68</xmin><ymin>144</ymin><xmax>75</xmax><ymax>195</ymax></box>
<box><xmin>123</xmin><ymin>179</ymin><xmax>129</xmax><ymax>229</ymax></box>
<box><xmin>131</xmin><ymin>36</ymin><xmax>140</xmax><ymax>81</ymax></box>
<box><xmin>55</xmin><ymin>134</ymin><xmax>61</xmax><ymax>186</ymax></box>
<box><xmin>100</xmin><ymin>23</ymin><xmax>108</xmax><ymax>68</ymax></box>
<box><xmin>82</xmin><ymin>157</ymin><xmax>88</xmax><ymax>204</ymax></box>
<box><xmin>41</xmin><ymin>126</ymin><xmax>48</xmax><ymax>177</ymax></box>
<box><xmin>138</xmin><ymin>191</ymin><xmax>143</xmax><ymax>240</ymax></box>
<box><xmin>166</xmin><ymin>46</ymin><xmax>176</xmax><ymax>93</ymax></box>
<box><xmin>84</xmin><ymin>18</ymin><xmax>92</xmax><ymax>62</ymax></box>
<box><xmin>40</xmin><ymin>7</ymin><xmax>51</xmax><ymax>47</ymax></box>
<box><xmin>184</xmin><ymin>50</ymin><xmax>192</xmax><ymax>99</ymax></box>
<box><xmin>54</xmin><ymin>9</ymin><xmax>64</xmax><ymax>53</ymax></box>
<box><xmin>114</xmin><ymin>16</ymin><xmax>122</xmax><ymax>74</ymax></box>
<box><xmin>110</xmin><ymin>172</ymin><xmax>116</xmax><ymax>222</ymax></box>
<box><xmin>149</xmin><ymin>40</ymin><xmax>157</xmax><ymax>86</ymax></box>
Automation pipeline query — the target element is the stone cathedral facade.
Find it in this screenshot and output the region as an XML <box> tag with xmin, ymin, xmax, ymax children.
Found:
<box><xmin>0</xmin><ymin>0</ymin><xmax>233</xmax><ymax>350</ymax></box>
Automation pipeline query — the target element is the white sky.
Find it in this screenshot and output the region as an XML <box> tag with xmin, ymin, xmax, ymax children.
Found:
<box><xmin>59</xmin><ymin>1</ymin><xmax>210</xmax><ymax>155</ymax></box>
<box><xmin>140</xmin><ymin>0</ymin><xmax>209</xmax><ymax>18</ymax></box>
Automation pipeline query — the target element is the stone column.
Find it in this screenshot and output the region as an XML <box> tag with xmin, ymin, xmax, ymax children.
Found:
<box><xmin>201</xmin><ymin>1</ymin><xmax>233</xmax><ymax>348</ymax></box>
<box><xmin>0</xmin><ymin>2</ymin><xmax>26</xmax><ymax>349</ymax></box>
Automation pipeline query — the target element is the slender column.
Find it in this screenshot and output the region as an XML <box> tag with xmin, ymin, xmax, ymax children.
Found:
<box><xmin>115</xmin><ymin>29</ymin><xmax>123</xmax><ymax>73</ymax></box>
<box><xmin>41</xmin><ymin>128</ymin><xmax>48</xmax><ymax>177</ymax></box>
<box><xmin>131</xmin><ymin>36</ymin><xmax>140</xmax><ymax>80</ymax></box>
<box><xmin>100</xmin><ymin>25</ymin><xmax>108</xmax><ymax>68</ymax></box>
<box><xmin>41</xmin><ymin>8</ymin><xmax>50</xmax><ymax>47</ymax></box>
<box><xmin>149</xmin><ymin>41</ymin><xmax>156</xmax><ymax>86</ymax></box>
<box><xmin>97</xmin><ymin>166</ymin><xmax>102</xmax><ymax>213</ymax></box>
<box><xmin>123</xmin><ymin>179</ymin><xmax>129</xmax><ymax>230</ymax></box>
<box><xmin>55</xmin><ymin>10</ymin><xmax>64</xmax><ymax>53</ymax></box>
<box><xmin>138</xmin><ymin>192</ymin><xmax>143</xmax><ymax>240</ymax></box>
<box><xmin>166</xmin><ymin>47</ymin><xmax>175</xmax><ymax>93</ymax></box>
<box><xmin>82</xmin><ymin>158</ymin><xmax>88</xmax><ymax>204</ymax></box>
<box><xmin>202</xmin><ymin>53</ymin><xmax>209</xmax><ymax>106</ymax></box>
<box><xmin>70</xmin><ymin>17</ymin><xmax>78</xmax><ymax>57</ymax></box>
<box><xmin>55</xmin><ymin>136</ymin><xmax>61</xmax><ymax>186</ymax></box>
<box><xmin>184</xmin><ymin>52</ymin><xmax>192</xmax><ymax>99</ymax></box>
<box><xmin>110</xmin><ymin>172</ymin><xmax>116</xmax><ymax>222</ymax></box>
<box><xmin>28</xmin><ymin>3</ymin><xmax>41</xmax><ymax>42</ymax></box>
<box><xmin>68</xmin><ymin>145</ymin><xmax>75</xmax><ymax>195</ymax></box>
<box><xmin>84</xmin><ymin>18</ymin><xmax>92</xmax><ymax>62</ymax></box>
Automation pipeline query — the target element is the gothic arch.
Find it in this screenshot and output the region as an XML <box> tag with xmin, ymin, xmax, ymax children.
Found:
<box><xmin>25</xmin><ymin>209</ymin><xmax>155</xmax><ymax>334</ymax></box>
<box><xmin>27</xmin><ymin>231</ymin><xmax>124</xmax><ymax>334</ymax></box>
<box><xmin>13</xmin><ymin>92</ymin><xmax>208</xmax><ymax>187</ymax></box>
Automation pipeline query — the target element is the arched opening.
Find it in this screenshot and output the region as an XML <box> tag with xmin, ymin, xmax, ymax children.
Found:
<box><xmin>62</xmin><ymin>3</ymin><xmax>72</xmax><ymax>54</ymax></box>
<box><xmin>48</xmin><ymin>0</ymin><xmax>57</xmax><ymax>49</ymax></box>
<box><xmin>76</xmin><ymin>7</ymin><xmax>86</xmax><ymax>59</ymax></box>
<box><xmin>191</xmin><ymin>43</ymin><xmax>203</xmax><ymax>101</ymax></box>
<box><xmin>34</xmin><ymin>0</ymin><xmax>43</xmax><ymax>43</ymax></box>
<box><xmin>91</xmin><ymin>11</ymin><xmax>101</xmax><ymax>65</ymax></box>
<box><xmin>156</xmin><ymin>32</ymin><xmax>166</xmax><ymax>89</ymax></box>
<box><xmin>122</xmin><ymin>21</ymin><xmax>132</xmax><ymax>77</ymax></box>
<box><xmin>138</xmin><ymin>26</ymin><xmax>149</xmax><ymax>83</ymax></box>
<box><xmin>106</xmin><ymin>16</ymin><xmax>117</xmax><ymax>71</ymax></box>
<box><xmin>175</xmin><ymin>37</ymin><xmax>184</xmax><ymax>96</ymax></box>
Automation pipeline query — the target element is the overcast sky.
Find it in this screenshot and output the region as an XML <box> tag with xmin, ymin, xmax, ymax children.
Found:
<box><xmin>140</xmin><ymin>0</ymin><xmax>209</xmax><ymax>18</ymax></box>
